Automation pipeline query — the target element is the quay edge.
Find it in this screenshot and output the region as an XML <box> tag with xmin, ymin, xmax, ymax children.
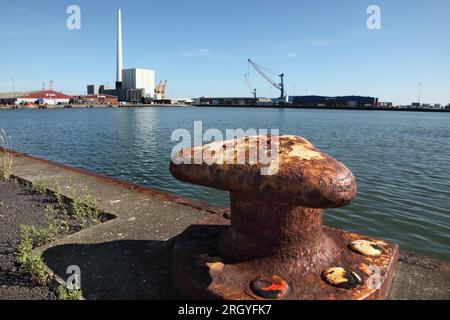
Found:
<box><xmin>2</xmin><ymin>148</ymin><xmax>449</xmax><ymax>300</ymax></box>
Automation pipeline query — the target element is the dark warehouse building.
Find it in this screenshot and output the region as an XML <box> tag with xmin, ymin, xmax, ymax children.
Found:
<box><xmin>289</xmin><ymin>95</ymin><xmax>379</xmax><ymax>108</ymax></box>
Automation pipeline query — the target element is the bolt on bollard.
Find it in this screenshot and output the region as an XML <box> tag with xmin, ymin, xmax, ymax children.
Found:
<box><xmin>170</xmin><ymin>135</ymin><xmax>399</xmax><ymax>300</ymax></box>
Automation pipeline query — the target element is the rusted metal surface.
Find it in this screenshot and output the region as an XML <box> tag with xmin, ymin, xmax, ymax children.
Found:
<box><xmin>171</xmin><ymin>135</ymin><xmax>399</xmax><ymax>300</ymax></box>
<box><xmin>170</xmin><ymin>135</ymin><xmax>356</xmax><ymax>208</ymax></box>
<box><xmin>249</xmin><ymin>275</ymin><xmax>290</xmax><ymax>299</ymax></box>
<box><xmin>173</xmin><ymin>214</ymin><xmax>399</xmax><ymax>300</ymax></box>
<box><xmin>321</xmin><ymin>267</ymin><xmax>362</xmax><ymax>289</ymax></box>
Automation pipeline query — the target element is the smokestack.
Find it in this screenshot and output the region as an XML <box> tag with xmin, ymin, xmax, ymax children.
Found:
<box><xmin>116</xmin><ymin>9</ymin><xmax>123</xmax><ymax>84</ymax></box>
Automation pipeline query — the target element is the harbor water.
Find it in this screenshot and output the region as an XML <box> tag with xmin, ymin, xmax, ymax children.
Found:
<box><xmin>0</xmin><ymin>107</ymin><xmax>449</xmax><ymax>261</ymax></box>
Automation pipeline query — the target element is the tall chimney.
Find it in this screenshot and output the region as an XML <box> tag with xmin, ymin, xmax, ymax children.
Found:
<box><xmin>116</xmin><ymin>9</ymin><xmax>123</xmax><ymax>84</ymax></box>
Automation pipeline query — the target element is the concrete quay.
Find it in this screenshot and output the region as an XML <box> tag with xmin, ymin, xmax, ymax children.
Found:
<box><xmin>6</xmin><ymin>150</ymin><xmax>450</xmax><ymax>300</ymax></box>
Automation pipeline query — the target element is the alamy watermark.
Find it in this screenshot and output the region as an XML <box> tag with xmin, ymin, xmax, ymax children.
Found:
<box><xmin>64</xmin><ymin>5</ymin><xmax>382</xmax><ymax>32</ymax></box>
<box><xmin>66</xmin><ymin>5</ymin><xmax>81</xmax><ymax>30</ymax></box>
<box><xmin>171</xmin><ymin>121</ymin><xmax>280</xmax><ymax>175</ymax></box>
<box><xmin>65</xmin><ymin>265</ymin><xmax>81</xmax><ymax>290</ymax></box>
<box><xmin>367</xmin><ymin>5</ymin><xmax>381</xmax><ymax>30</ymax></box>
<box><xmin>367</xmin><ymin>265</ymin><xmax>382</xmax><ymax>290</ymax></box>
<box><xmin>66</xmin><ymin>5</ymin><xmax>382</xmax><ymax>32</ymax></box>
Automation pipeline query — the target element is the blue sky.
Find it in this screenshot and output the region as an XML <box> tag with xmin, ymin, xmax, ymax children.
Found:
<box><xmin>0</xmin><ymin>0</ymin><xmax>449</xmax><ymax>104</ymax></box>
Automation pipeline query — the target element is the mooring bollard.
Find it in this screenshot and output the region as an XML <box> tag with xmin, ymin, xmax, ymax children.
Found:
<box><xmin>170</xmin><ymin>135</ymin><xmax>399</xmax><ymax>300</ymax></box>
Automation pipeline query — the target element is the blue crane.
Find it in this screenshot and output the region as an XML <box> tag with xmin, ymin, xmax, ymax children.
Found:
<box><xmin>244</xmin><ymin>73</ymin><xmax>257</xmax><ymax>98</ymax></box>
<box><xmin>248</xmin><ymin>59</ymin><xmax>285</xmax><ymax>100</ymax></box>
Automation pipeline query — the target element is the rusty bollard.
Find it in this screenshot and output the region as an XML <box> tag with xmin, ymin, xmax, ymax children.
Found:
<box><xmin>170</xmin><ymin>135</ymin><xmax>399</xmax><ymax>300</ymax></box>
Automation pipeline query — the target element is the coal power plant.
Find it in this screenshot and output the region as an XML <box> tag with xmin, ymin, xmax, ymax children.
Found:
<box><xmin>88</xmin><ymin>9</ymin><xmax>167</xmax><ymax>103</ymax></box>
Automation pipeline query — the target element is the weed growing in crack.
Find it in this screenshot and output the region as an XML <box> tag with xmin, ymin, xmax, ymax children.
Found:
<box><xmin>0</xmin><ymin>129</ymin><xmax>12</xmax><ymax>181</ymax></box>
<box><xmin>17</xmin><ymin>225</ymin><xmax>48</xmax><ymax>285</ymax></box>
<box><xmin>16</xmin><ymin>180</ymin><xmax>104</xmax><ymax>291</ymax></box>
<box><xmin>54</xmin><ymin>178</ymin><xmax>63</xmax><ymax>204</ymax></box>
<box><xmin>57</xmin><ymin>285</ymin><xmax>83</xmax><ymax>300</ymax></box>
<box><xmin>60</xmin><ymin>207</ymin><xmax>70</xmax><ymax>236</ymax></box>
<box><xmin>71</xmin><ymin>191</ymin><xmax>100</xmax><ymax>230</ymax></box>
<box><xmin>30</xmin><ymin>180</ymin><xmax>46</xmax><ymax>195</ymax></box>
<box><xmin>32</xmin><ymin>205</ymin><xmax>61</xmax><ymax>247</ymax></box>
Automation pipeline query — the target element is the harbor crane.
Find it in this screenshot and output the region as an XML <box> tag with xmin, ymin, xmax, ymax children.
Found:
<box><xmin>244</xmin><ymin>73</ymin><xmax>257</xmax><ymax>98</ymax></box>
<box><xmin>248</xmin><ymin>59</ymin><xmax>285</xmax><ymax>100</ymax></box>
<box><xmin>155</xmin><ymin>80</ymin><xmax>168</xmax><ymax>99</ymax></box>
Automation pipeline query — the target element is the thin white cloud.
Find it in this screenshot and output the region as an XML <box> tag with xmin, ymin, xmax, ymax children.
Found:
<box><xmin>310</xmin><ymin>38</ymin><xmax>330</xmax><ymax>46</ymax></box>
<box><xmin>0</xmin><ymin>30</ymin><xmax>51</xmax><ymax>37</ymax></box>
<box><xmin>286</xmin><ymin>52</ymin><xmax>299</xmax><ymax>58</ymax></box>
<box><xmin>181</xmin><ymin>48</ymin><xmax>211</xmax><ymax>57</ymax></box>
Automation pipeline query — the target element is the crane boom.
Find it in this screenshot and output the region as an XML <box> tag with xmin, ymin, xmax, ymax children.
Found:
<box><xmin>154</xmin><ymin>80</ymin><xmax>168</xmax><ymax>98</ymax></box>
<box><xmin>248</xmin><ymin>59</ymin><xmax>285</xmax><ymax>99</ymax></box>
<box><xmin>244</xmin><ymin>73</ymin><xmax>257</xmax><ymax>98</ymax></box>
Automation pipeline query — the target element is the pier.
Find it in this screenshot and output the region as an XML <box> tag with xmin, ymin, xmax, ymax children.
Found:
<box><xmin>4</xmin><ymin>149</ymin><xmax>449</xmax><ymax>299</ymax></box>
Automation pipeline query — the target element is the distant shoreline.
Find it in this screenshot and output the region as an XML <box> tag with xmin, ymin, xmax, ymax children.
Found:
<box><xmin>193</xmin><ymin>105</ymin><xmax>450</xmax><ymax>113</ymax></box>
<box><xmin>1</xmin><ymin>104</ymin><xmax>449</xmax><ymax>113</ymax></box>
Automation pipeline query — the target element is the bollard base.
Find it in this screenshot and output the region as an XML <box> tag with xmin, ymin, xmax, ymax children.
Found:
<box><xmin>173</xmin><ymin>213</ymin><xmax>399</xmax><ymax>300</ymax></box>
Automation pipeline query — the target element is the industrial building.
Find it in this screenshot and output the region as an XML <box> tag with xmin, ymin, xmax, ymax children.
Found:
<box><xmin>87</xmin><ymin>85</ymin><xmax>99</xmax><ymax>95</ymax></box>
<box><xmin>122</xmin><ymin>68</ymin><xmax>155</xmax><ymax>95</ymax></box>
<box><xmin>95</xmin><ymin>68</ymin><xmax>155</xmax><ymax>103</ymax></box>
<box><xmin>194</xmin><ymin>96</ymin><xmax>379</xmax><ymax>108</ymax></box>
<box><xmin>87</xmin><ymin>9</ymin><xmax>162</xmax><ymax>103</ymax></box>
<box><xmin>98</xmin><ymin>87</ymin><xmax>145</xmax><ymax>103</ymax></box>
<box><xmin>379</xmin><ymin>102</ymin><xmax>393</xmax><ymax>108</ymax></box>
<box><xmin>19</xmin><ymin>90</ymin><xmax>73</xmax><ymax>105</ymax></box>
<box><xmin>194</xmin><ymin>97</ymin><xmax>274</xmax><ymax>107</ymax></box>
<box><xmin>0</xmin><ymin>90</ymin><xmax>72</xmax><ymax>105</ymax></box>
<box><xmin>288</xmin><ymin>95</ymin><xmax>379</xmax><ymax>108</ymax></box>
<box><xmin>0</xmin><ymin>92</ymin><xmax>34</xmax><ymax>105</ymax></box>
<box><xmin>76</xmin><ymin>94</ymin><xmax>118</xmax><ymax>106</ymax></box>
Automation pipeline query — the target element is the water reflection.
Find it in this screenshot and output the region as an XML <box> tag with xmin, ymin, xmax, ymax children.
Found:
<box><xmin>0</xmin><ymin>107</ymin><xmax>449</xmax><ymax>261</ymax></box>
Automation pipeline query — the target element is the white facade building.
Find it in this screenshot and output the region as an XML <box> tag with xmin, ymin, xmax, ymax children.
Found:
<box><xmin>15</xmin><ymin>90</ymin><xmax>72</xmax><ymax>105</ymax></box>
<box><xmin>122</xmin><ymin>68</ymin><xmax>155</xmax><ymax>97</ymax></box>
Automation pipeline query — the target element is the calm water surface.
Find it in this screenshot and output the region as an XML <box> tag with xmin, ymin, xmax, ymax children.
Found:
<box><xmin>0</xmin><ymin>107</ymin><xmax>449</xmax><ymax>261</ymax></box>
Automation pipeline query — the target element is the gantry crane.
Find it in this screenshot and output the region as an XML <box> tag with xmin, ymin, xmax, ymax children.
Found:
<box><xmin>155</xmin><ymin>80</ymin><xmax>168</xmax><ymax>99</ymax></box>
<box><xmin>248</xmin><ymin>59</ymin><xmax>285</xmax><ymax>100</ymax></box>
<box><xmin>161</xmin><ymin>80</ymin><xmax>168</xmax><ymax>98</ymax></box>
<box><xmin>155</xmin><ymin>81</ymin><xmax>162</xmax><ymax>94</ymax></box>
<box><xmin>244</xmin><ymin>73</ymin><xmax>257</xmax><ymax>98</ymax></box>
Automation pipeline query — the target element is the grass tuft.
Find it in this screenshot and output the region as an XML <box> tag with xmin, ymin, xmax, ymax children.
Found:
<box><xmin>16</xmin><ymin>203</ymin><xmax>73</xmax><ymax>285</ymax></box>
<box><xmin>16</xmin><ymin>181</ymin><xmax>102</xmax><ymax>289</ymax></box>
<box><xmin>17</xmin><ymin>225</ymin><xmax>48</xmax><ymax>285</ymax></box>
<box><xmin>30</xmin><ymin>180</ymin><xmax>46</xmax><ymax>195</ymax></box>
<box><xmin>71</xmin><ymin>191</ymin><xmax>99</xmax><ymax>229</ymax></box>
<box><xmin>54</xmin><ymin>178</ymin><xmax>63</xmax><ymax>203</ymax></box>
<box><xmin>0</xmin><ymin>129</ymin><xmax>13</xmax><ymax>181</ymax></box>
<box><xmin>32</xmin><ymin>205</ymin><xmax>61</xmax><ymax>246</ymax></box>
<box><xmin>57</xmin><ymin>285</ymin><xmax>83</xmax><ymax>300</ymax></box>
